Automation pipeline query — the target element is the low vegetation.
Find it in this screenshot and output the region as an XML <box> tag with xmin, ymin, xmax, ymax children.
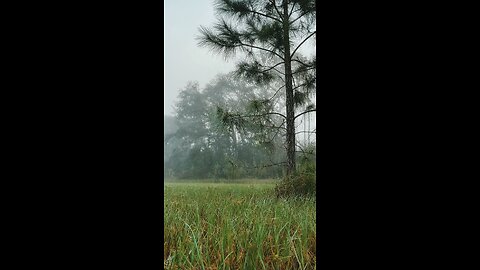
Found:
<box><xmin>164</xmin><ymin>182</ymin><xmax>316</xmax><ymax>269</ymax></box>
<box><xmin>275</xmin><ymin>150</ymin><xmax>316</xmax><ymax>198</ymax></box>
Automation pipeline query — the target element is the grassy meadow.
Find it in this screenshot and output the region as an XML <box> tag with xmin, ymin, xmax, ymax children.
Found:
<box><xmin>164</xmin><ymin>180</ymin><xmax>316</xmax><ymax>269</ymax></box>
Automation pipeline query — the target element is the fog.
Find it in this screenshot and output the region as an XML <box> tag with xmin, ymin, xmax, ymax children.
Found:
<box><xmin>164</xmin><ymin>0</ymin><xmax>315</xmax><ymax>118</ymax></box>
<box><xmin>164</xmin><ymin>0</ymin><xmax>238</xmax><ymax>116</ymax></box>
<box><xmin>164</xmin><ymin>2</ymin><xmax>316</xmax><ymax>267</ymax></box>
<box><xmin>163</xmin><ymin>1</ymin><xmax>316</xmax><ymax>181</ymax></box>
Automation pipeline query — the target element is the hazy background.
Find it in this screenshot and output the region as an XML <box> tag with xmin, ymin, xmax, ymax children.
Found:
<box><xmin>164</xmin><ymin>0</ymin><xmax>239</xmax><ymax>116</ymax></box>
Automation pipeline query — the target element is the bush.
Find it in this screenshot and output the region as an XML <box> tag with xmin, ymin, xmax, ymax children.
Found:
<box><xmin>275</xmin><ymin>173</ymin><xmax>316</xmax><ymax>198</ymax></box>
<box><xmin>275</xmin><ymin>147</ymin><xmax>317</xmax><ymax>198</ymax></box>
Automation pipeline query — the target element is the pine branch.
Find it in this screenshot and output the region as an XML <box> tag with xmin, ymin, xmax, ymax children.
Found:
<box><xmin>268</xmin><ymin>41</ymin><xmax>285</xmax><ymax>55</ymax></box>
<box><xmin>269</xmin><ymin>0</ymin><xmax>284</xmax><ymax>19</ymax></box>
<box><xmin>292</xmin><ymin>66</ymin><xmax>315</xmax><ymax>75</ymax></box>
<box><xmin>250</xmin><ymin>9</ymin><xmax>283</xmax><ymax>23</ymax></box>
<box><xmin>289</xmin><ymin>0</ymin><xmax>316</xmax><ymax>24</ymax></box>
<box><xmin>240</xmin><ymin>41</ymin><xmax>285</xmax><ymax>60</ymax></box>
<box><xmin>234</xmin><ymin>111</ymin><xmax>287</xmax><ymax>119</ymax></box>
<box><xmin>260</xmin><ymin>61</ymin><xmax>285</xmax><ymax>73</ymax></box>
<box><xmin>198</xmin><ymin>25</ymin><xmax>242</xmax><ymax>58</ymax></box>
<box><xmin>199</xmin><ymin>22</ymin><xmax>287</xmax><ymax>61</ymax></box>
<box><xmin>216</xmin><ymin>0</ymin><xmax>282</xmax><ymax>22</ymax></box>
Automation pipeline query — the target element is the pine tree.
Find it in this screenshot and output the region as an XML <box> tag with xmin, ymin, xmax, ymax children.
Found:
<box><xmin>198</xmin><ymin>0</ymin><xmax>316</xmax><ymax>176</ymax></box>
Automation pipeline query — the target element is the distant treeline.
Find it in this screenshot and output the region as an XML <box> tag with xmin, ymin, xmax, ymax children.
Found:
<box><xmin>164</xmin><ymin>73</ymin><xmax>311</xmax><ymax>180</ymax></box>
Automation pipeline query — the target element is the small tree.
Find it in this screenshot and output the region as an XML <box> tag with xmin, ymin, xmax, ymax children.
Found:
<box><xmin>198</xmin><ymin>0</ymin><xmax>316</xmax><ymax>176</ymax></box>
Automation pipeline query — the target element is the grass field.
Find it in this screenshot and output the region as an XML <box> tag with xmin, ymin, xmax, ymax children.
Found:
<box><xmin>164</xmin><ymin>181</ymin><xmax>316</xmax><ymax>269</ymax></box>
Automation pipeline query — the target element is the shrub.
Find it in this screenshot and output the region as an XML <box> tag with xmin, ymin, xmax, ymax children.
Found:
<box><xmin>275</xmin><ymin>171</ymin><xmax>316</xmax><ymax>198</ymax></box>
<box><xmin>275</xmin><ymin>143</ymin><xmax>316</xmax><ymax>198</ymax></box>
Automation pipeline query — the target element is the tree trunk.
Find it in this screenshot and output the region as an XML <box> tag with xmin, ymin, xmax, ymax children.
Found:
<box><xmin>283</xmin><ymin>1</ymin><xmax>296</xmax><ymax>176</ymax></box>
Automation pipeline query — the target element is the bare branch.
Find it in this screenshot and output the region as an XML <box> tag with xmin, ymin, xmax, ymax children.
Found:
<box><xmin>251</xmin><ymin>161</ymin><xmax>287</xmax><ymax>169</ymax></box>
<box><xmin>295</xmin><ymin>150</ymin><xmax>316</xmax><ymax>155</ymax></box>
<box><xmin>291</xmin><ymin>31</ymin><xmax>316</xmax><ymax>59</ymax></box>
<box><xmin>265</xmin><ymin>123</ymin><xmax>286</xmax><ymax>131</ymax></box>
<box><xmin>294</xmin><ymin>109</ymin><xmax>316</xmax><ymax>120</ymax></box>
<box><xmin>261</xmin><ymin>119</ymin><xmax>286</xmax><ymax>145</ymax></box>
<box><xmin>271</xmin><ymin>67</ymin><xmax>285</xmax><ymax>75</ymax></box>
<box><xmin>290</xmin><ymin>9</ymin><xmax>312</xmax><ymax>25</ymax></box>
<box><xmin>291</xmin><ymin>58</ymin><xmax>314</xmax><ymax>67</ymax></box>
<box><xmin>295</xmin><ymin>142</ymin><xmax>307</xmax><ymax>153</ymax></box>
<box><xmin>288</xmin><ymin>1</ymin><xmax>296</xmax><ymax>18</ymax></box>
<box><xmin>275</xmin><ymin>73</ymin><xmax>285</xmax><ymax>82</ymax></box>
<box><xmin>295</xmin><ymin>142</ymin><xmax>316</xmax><ymax>156</ymax></box>
<box><xmin>268</xmin><ymin>84</ymin><xmax>286</xmax><ymax>101</ymax></box>
<box><xmin>295</xmin><ymin>130</ymin><xmax>316</xmax><ymax>135</ymax></box>
<box><xmin>292</xmin><ymin>82</ymin><xmax>307</xmax><ymax>91</ymax></box>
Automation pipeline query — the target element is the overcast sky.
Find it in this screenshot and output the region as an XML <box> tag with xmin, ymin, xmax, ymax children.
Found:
<box><xmin>164</xmin><ymin>0</ymin><xmax>238</xmax><ymax>116</ymax></box>
<box><xmin>164</xmin><ymin>1</ymin><xmax>316</xmax><ymax>139</ymax></box>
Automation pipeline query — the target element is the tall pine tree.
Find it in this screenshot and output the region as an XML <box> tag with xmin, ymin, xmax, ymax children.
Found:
<box><xmin>198</xmin><ymin>0</ymin><xmax>316</xmax><ymax>176</ymax></box>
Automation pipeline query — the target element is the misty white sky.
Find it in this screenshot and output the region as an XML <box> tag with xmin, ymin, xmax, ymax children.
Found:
<box><xmin>164</xmin><ymin>0</ymin><xmax>238</xmax><ymax>116</ymax></box>
<box><xmin>164</xmin><ymin>1</ymin><xmax>316</xmax><ymax>139</ymax></box>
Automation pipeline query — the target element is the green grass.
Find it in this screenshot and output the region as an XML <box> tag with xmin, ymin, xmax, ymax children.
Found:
<box><xmin>164</xmin><ymin>181</ymin><xmax>316</xmax><ymax>269</ymax></box>
<box><xmin>164</xmin><ymin>178</ymin><xmax>280</xmax><ymax>184</ymax></box>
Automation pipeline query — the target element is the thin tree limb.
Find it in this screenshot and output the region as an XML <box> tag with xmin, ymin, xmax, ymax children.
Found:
<box><xmin>295</xmin><ymin>130</ymin><xmax>316</xmax><ymax>135</ymax></box>
<box><xmin>261</xmin><ymin>61</ymin><xmax>285</xmax><ymax>73</ymax></box>
<box><xmin>231</xmin><ymin>111</ymin><xmax>287</xmax><ymax>120</ymax></box>
<box><xmin>269</xmin><ymin>0</ymin><xmax>284</xmax><ymax>20</ymax></box>
<box><xmin>292</xmin><ymin>66</ymin><xmax>316</xmax><ymax>75</ymax></box>
<box><xmin>291</xmin><ymin>58</ymin><xmax>314</xmax><ymax>67</ymax></box>
<box><xmin>272</xmin><ymin>67</ymin><xmax>285</xmax><ymax>75</ymax></box>
<box><xmin>290</xmin><ymin>31</ymin><xmax>316</xmax><ymax>59</ymax></box>
<box><xmin>294</xmin><ymin>109</ymin><xmax>316</xmax><ymax>120</ymax></box>
<box><xmin>288</xmin><ymin>1</ymin><xmax>296</xmax><ymax>18</ymax></box>
<box><xmin>249</xmin><ymin>161</ymin><xmax>287</xmax><ymax>169</ymax></box>
<box><xmin>268</xmin><ymin>84</ymin><xmax>286</xmax><ymax>101</ymax></box>
<box><xmin>290</xmin><ymin>9</ymin><xmax>313</xmax><ymax>25</ymax></box>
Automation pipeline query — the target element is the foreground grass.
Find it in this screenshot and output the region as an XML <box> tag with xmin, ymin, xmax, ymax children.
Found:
<box><xmin>164</xmin><ymin>182</ymin><xmax>316</xmax><ymax>269</ymax></box>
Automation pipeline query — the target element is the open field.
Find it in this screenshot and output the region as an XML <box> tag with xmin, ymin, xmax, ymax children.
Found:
<box><xmin>164</xmin><ymin>181</ymin><xmax>316</xmax><ymax>269</ymax></box>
